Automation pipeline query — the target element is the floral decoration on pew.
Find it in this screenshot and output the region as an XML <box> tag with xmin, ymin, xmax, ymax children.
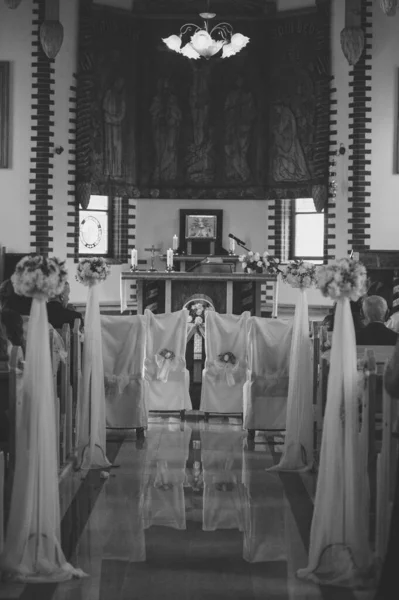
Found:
<box><xmin>282</xmin><ymin>259</ymin><xmax>318</xmax><ymax>289</ymax></box>
<box><xmin>238</xmin><ymin>251</ymin><xmax>281</xmax><ymax>275</ymax></box>
<box><xmin>75</xmin><ymin>257</ymin><xmax>111</xmax><ymax>286</ymax></box>
<box><xmin>12</xmin><ymin>254</ymin><xmax>68</xmax><ymax>299</ymax></box>
<box><xmin>159</xmin><ymin>348</ymin><xmax>175</xmax><ymax>361</ymax></box>
<box><xmin>316</xmin><ymin>257</ymin><xmax>367</xmax><ymax>301</ymax></box>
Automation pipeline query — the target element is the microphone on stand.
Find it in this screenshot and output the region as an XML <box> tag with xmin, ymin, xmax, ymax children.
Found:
<box><xmin>228</xmin><ymin>233</ymin><xmax>249</xmax><ymax>251</ymax></box>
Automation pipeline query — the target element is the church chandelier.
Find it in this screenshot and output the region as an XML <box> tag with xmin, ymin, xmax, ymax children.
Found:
<box><xmin>162</xmin><ymin>11</ymin><xmax>249</xmax><ymax>60</ymax></box>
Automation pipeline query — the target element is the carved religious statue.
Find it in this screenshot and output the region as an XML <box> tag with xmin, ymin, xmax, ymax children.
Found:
<box><xmin>102</xmin><ymin>76</ymin><xmax>127</xmax><ymax>178</ymax></box>
<box><xmin>224</xmin><ymin>76</ymin><xmax>256</xmax><ymax>182</ymax></box>
<box><xmin>150</xmin><ymin>78</ymin><xmax>182</xmax><ymax>183</ymax></box>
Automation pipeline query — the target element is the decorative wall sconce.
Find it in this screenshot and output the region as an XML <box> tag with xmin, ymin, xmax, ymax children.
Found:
<box><xmin>340</xmin><ymin>0</ymin><xmax>364</xmax><ymax>66</ymax></box>
<box><xmin>54</xmin><ymin>145</ymin><xmax>64</xmax><ymax>155</ymax></box>
<box><xmin>379</xmin><ymin>0</ymin><xmax>398</xmax><ymax>16</ymax></box>
<box><xmin>40</xmin><ymin>0</ymin><xmax>64</xmax><ymax>59</ymax></box>
<box><xmin>4</xmin><ymin>0</ymin><xmax>22</xmax><ymax>8</ymax></box>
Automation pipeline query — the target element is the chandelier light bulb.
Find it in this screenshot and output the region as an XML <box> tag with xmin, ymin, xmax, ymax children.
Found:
<box><xmin>230</xmin><ymin>33</ymin><xmax>249</xmax><ymax>49</ymax></box>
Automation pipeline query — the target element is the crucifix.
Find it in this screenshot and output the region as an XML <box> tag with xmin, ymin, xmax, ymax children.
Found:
<box><xmin>145</xmin><ymin>245</ymin><xmax>161</xmax><ymax>272</ymax></box>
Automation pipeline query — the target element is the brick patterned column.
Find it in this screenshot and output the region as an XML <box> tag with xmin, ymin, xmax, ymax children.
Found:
<box><xmin>29</xmin><ymin>0</ymin><xmax>55</xmax><ymax>256</ymax></box>
<box><xmin>66</xmin><ymin>78</ymin><xmax>79</xmax><ymax>261</ymax></box>
<box><xmin>347</xmin><ymin>0</ymin><xmax>372</xmax><ymax>251</ymax></box>
<box><xmin>324</xmin><ymin>83</ymin><xmax>338</xmax><ymax>262</ymax></box>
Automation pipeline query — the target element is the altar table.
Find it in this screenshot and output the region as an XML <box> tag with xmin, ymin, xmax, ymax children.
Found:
<box><xmin>120</xmin><ymin>271</ymin><xmax>279</xmax><ymax>317</ymax></box>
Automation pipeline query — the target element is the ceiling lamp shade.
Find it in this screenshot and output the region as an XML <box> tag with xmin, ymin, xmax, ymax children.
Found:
<box><xmin>40</xmin><ymin>20</ymin><xmax>64</xmax><ymax>59</ymax></box>
<box><xmin>163</xmin><ymin>12</ymin><xmax>249</xmax><ymax>60</ymax></box>
<box><xmin>4</xmin><ymin>0</ymin><xmax>22</xmax><ymax>7</ymax></box>
<box><xmin>379</xmin><ymin>0</ymin><xmax>398</xmax><ymax>15</ymax></box>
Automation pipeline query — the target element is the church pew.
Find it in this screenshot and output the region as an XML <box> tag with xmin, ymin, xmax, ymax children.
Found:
<box><xmin>49</xmin><ymin>328</ymin><xmax>61</xmax><ymax>468</ymax></box>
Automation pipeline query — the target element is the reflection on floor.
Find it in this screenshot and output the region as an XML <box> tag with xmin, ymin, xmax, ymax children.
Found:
<box><xmin>0</xmin><ymin>416</ymin><xmax>375</xmax><ymax>600</ymax></box>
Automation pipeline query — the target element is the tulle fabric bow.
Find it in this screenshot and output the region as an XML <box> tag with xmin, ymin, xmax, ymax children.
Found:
<box><xmin>155</xmin><ymin>348</ymin><xmax>179</xmax><ymax>383</ymax></box>
<box><xmin>213</xmin><ymin>352</ymin><xmax>240</xmax><ymax>387</ymax></box>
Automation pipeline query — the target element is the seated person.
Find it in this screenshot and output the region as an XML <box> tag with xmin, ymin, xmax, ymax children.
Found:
<box><xmin>0</xmin><ymin>308</ymin><xmax>25</xmax><ymax>354</ymax></box>
<box><xmin>356</xmin><ymin>295</ymin><xmax>398</xmax><ymax>346</ymax></box>
<box><xmin>0</xmin><ymin>278</ymin><xmax>32</xmax><ymax>315</ymax></box>
<box><xmin>322</xmin><ymin>299</ymin><xmax>364</xmax><ymax>332</ymax></box>
<box><xmin>46</xmin><ymin>282</ymin><xmax>83</xmax><ymax>330</ymax></box>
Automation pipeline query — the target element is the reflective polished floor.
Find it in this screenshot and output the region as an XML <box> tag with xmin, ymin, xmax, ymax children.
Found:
<box><xmin>0</xmin><ymin>416</ymin><xmax>375</xmax><ymax>600</ymax></box>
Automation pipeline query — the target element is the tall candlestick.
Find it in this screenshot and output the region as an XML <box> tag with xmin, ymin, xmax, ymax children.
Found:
<box><xmin>172</xmin><ymin>235</ymin><xmax>178</xmax><ymax>251</ymax></box>
<box><xmin>229</xmin><ymin>237</ymin><xmax>236</xmax><ymax>254</ymax></box>
<box><xmin>131</xmin><ymin>248</ymin><xmax>137</xmax><ymax>268</ymax></box>
<box><xmin>166</xmin><ymin>248</ymin><xmax>174</xmax><ymax>269</ymax></box>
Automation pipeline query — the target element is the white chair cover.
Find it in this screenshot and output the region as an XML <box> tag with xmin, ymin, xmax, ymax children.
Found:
<box><xmin>143</xmin><ymin>309</ymin><xmax>191</xmax><ymax>412</ymax></box>
<box><xmin>297</xmin><ymin>297</ymin><xmax>372</xmax><ymax>587</ymax></box>
<box><xmin>143</xmin><ymin>424</ymin><xmax>191</xmax><ymax>530</ymax></box>
<box><xmin>77</xmin><ymin>284</ymin><xmax>111</xmax><ymax>470</ymax></box>
<box><xmin>200</xmin><ymin>311</ymin><xmax>250</xmax><ymax>414</ymax></box>
<box><xmin>269</xmin><ymin>289</ymin><xmax>313</xmax><ymax>471</ymax></box>
<box><xmin>200</xmin><ymin>429</ymin><xmax>247</xmax><ymax>531</ymax></box>
<box><xmin>0</xmin><ymin>298</ymin><xmax>86</xmax><ymax>582</ymax></box>
<box><xmin>243</xmin><ymin>317</ymin><xmax>293</xmax><ymax>431</ymax></box>
<box><xmin>101</xmin><ymin>314</ymin><xmax>147</xmax><ymax>429</ymax></box>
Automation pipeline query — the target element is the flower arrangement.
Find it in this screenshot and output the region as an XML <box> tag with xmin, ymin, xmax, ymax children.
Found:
<box><xmin>238</xmin><ymin>251</ymin><xmax>281</xmax><ymax>275</ymax></box>
<box><xmin>187</xmin><ymin>300</ymin><xmax>212</xmax><ymax>326</ymax></box>
<box><xmin>75</xmin><ymin>257</ymin><xmax>110</xmax><ymax>287</ymax></box>
<box><xmin>11</xmin><ymin>254</ymin><xmax>68</xmax><ymax>299</ymax></box>
<box><xmin>218</xmin><ymin>351</ymin><xmax>237</xmax><ymax>365</ymax></box>
<box><xmin>282</xmin><ymin>260</ymin><xmax>318</xmax><ymax>289</ymax></box>
<box><xmin>159</xmin><ymin>348</ymin><xmax>175</xmax><ymax>361</ymax></box>
<box><xmin>316</xmin><ymin>258</ymin><xmax>367</xmax><ymax>301</ymax></box>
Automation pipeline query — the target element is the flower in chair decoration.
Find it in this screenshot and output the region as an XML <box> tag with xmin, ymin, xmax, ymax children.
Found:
<box><xmin>76</xmin><ymin>256</ymin><xmax>111</xmax><ymax>471</ymax></box>
<box><xmin>215</xmin><ymin>351</ymin><xmax>240</xmax><ymax>387</ymax></box>
<box><xmin>1</xmin><ymin>255</ymin><xmax>86</xmax><ymax>582</ymax></box>
<box><xmin>297</xmin><ymin>258</ymin><xmax>373</xmax><ymax>588</ymax></box>
<box><xmin>155</xmin><ymin>347</ymin><xmax>182</xmax><ymax>383</ymax></box>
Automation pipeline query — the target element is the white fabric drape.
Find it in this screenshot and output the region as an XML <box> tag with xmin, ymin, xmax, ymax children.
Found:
<box><xmin>77</xmin><ymin>284</ymin><xmax>111</xmax><ymax>470</ymax></box>
<box><xmin>268</xmin><ymin>289</ymin><xmax>313</xmax><ymax>471</ymax></box>
<box><xmin>0</xmin><ymin>298</ymin><xmax>86</xmax><ymax>582</ymax></box>
<box><xmin>101</xmin><ymin>315</ymin><xmax>147</xmax><ymax>429</ymax></box>
<box><xmin>297</xmin><ymin>297</ymin><xmax>372</xmax><ymax>587</ymax></box>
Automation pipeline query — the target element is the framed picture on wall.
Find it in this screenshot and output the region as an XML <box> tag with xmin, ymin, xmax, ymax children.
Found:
<box><xmin>0</xmin><ymin>62</ymin><xmax>10</xmax><ymax>169</ymax></box>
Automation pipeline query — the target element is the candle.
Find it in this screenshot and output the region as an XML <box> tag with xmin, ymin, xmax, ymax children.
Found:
<box><xmin>167</xmin><ymin>248</ymin><xmax>174</xmax><ymax>268</ymax></box>
<box><xmin>172</xmin><ymin>235</ymin><xmax>178</xmax><ymax>251</ymax></box>
<box><xmin>229</xmin><ymin>237</ymin><xmax>236</xmax><ymax>253</ymax></box>
<box><xmin>131</xmin><ymin>248</ymin><xmax>137</xmax><ymax>268</ymax></box>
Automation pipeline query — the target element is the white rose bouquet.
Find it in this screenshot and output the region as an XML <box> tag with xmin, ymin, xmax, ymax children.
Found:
<box><xmin>76</xmin><ymin>257</ymin><xmax>110</xmax><ymax>287</ymax></box>
<box><xmin>282</xmin><ymin>260</ymin><xmax>318</xmax><ymax>289</ymax></box>
<box><xmin>12</xmin><ymin>254</ymin><xmax>68</xmax><ymax>299</ymax></box>
<box><xmin>316</xmin><ymin>258</ymin><xmax>367</xmax><ymax>301</ymax></box>
<box><xmin>238</xmin><ymin>251</ymin><xmax>281</xmax><ymax>275</ymax></box>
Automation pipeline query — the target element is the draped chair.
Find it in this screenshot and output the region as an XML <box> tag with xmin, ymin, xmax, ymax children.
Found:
<box><xmin>143</xmin><ymin>309</ymin><xmax>192</xmax><ymax>418</ymax></box>
<box><xmin>101</xmin><ymin>314</ymin><xmax>147</xmax><ymax>432</ymax></box>
<box><xmin>200</xmin><ymin>311</ymin><xmax>250</xmax><ymax>419</ymax></box>
<box><xmin>243</xmin><ymin>317</ymin><xmax>293</xmax><ymax>436</ymax></box>
<box><xmin>143</xmin><ymin>423</ymin><xmax>192</xmax><ymax>530</ymax></box>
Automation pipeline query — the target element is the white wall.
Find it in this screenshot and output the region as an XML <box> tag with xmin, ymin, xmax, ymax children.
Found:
<box><xmin>0</xmin><ymin>1</ymin><xmax>33</xmax><ymax>253</ymax></box>
<box><xmin>370</xmin><ymin>4</ymin><xmax>399</xmax><ymax>251</ymax></box>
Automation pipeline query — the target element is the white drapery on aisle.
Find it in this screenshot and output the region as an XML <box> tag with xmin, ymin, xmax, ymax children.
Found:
<box><xmin>268</xmin><ymin>288</ymin><xmax>313</xmax><ymax>471</ymax></box>
<box><xmin>77</xmin><ymin>284</ymin><xmax>111</xmax><ymax>470</ymax></box>
<box><xmin>297</xmin><ymin>297</ymin><xmax>372</xmax><ymax>587</ymax></box>
<box><xmin>0</xmin><ymin>299</ymin><xmax>86</xmax><ymax>582</ymax></box>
